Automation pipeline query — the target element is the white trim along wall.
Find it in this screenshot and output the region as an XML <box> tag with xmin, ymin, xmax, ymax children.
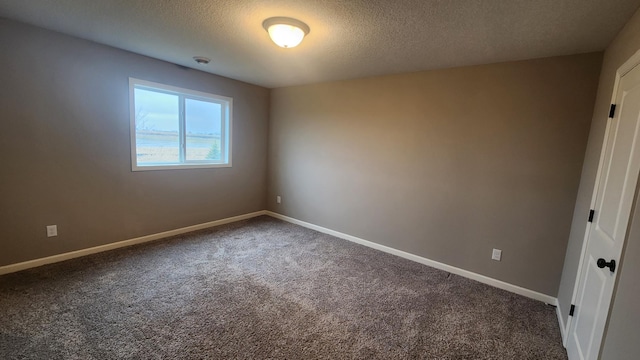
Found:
<box><xmin>0</xmin><ymin>211</ymin><xmax>266</xmax><ymax>276</ymax></box>
<box><xmin>0</xmin><ymin>210</ymin><xmax>558</xmax><ymax>307</ymax></box>
<box><xmin>266</xmin><ymin>211</ymin><xmax>558</xmax><ymax>305</ymax></box>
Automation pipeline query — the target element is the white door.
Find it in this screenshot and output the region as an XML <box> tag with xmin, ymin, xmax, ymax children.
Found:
<box><xmin>567</xmin><ymin>61</ymin><xmax>640</xmax><ymax>360</ymax></box>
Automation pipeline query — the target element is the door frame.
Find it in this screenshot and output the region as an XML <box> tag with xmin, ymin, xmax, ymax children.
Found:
<box><xmin>564</xmin><ymin>48</ymin><xmax>640</xmax><ymax>350</ymax></box>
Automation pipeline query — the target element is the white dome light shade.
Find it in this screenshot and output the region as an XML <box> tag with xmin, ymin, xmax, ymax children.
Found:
<box><xmin>268</xmin><ymin>24</ymin><xmax>305</xmax><ymax>48</ymax></box>
<box><xmin>263</xmin><ymin>17</ymin><xmax>310</xmax><ymax>48</ymax></box>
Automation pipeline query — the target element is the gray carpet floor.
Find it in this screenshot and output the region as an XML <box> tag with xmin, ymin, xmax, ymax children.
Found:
<box><xmin>0</xmin><ymin>216</ymin><xmax>567</xmax><ymax>359</ymax></box>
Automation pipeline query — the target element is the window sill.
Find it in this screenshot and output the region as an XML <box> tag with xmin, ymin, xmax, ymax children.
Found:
<box><xmin>132</xmin><ymin>163</ymin><xmax>232</xmax><ymax>171</ymax></box>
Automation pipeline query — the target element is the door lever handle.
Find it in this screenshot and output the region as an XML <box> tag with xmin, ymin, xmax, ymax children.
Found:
<box><xmin>597</xmin><ymin>258</ymin><xmax>616</xmax><ymax>272</ymax></box>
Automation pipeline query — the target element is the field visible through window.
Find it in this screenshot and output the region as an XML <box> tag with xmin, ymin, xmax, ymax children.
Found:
<box><xmin>135</xmin><ymin>131</ymin><xmax>221</xmax><ymax>163</ymax></box>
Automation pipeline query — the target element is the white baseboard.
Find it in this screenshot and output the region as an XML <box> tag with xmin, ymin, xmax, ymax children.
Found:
<box><xmin>557</xmin><ymin>305</ymin><xmax>568</xmax><ymax>347</ymax></box>
<box><xmin>1</xmin><ymin>209</ymin><xmax>559</xmax><ymax>307</ymax></box>
<box><xmin>0</xmin><ymin>210</ymin><xmax>267</xmax><ymax>276</ymax></box>
<box><xmin>265</xmin><ymin>211</ymin><xmax>558</xmax><ymax>305</ymax></box>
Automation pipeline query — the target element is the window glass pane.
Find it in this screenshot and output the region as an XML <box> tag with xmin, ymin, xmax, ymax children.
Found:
<box><xmin>130</xmin><ymin>79</ymin><xmax>232</xmax><ymax>170</ymax></box>
<box><xmin>134</xmin><ymin>88</ymin><xmax>180</xmax><ymax>164</ymax></box>
<box><xmin>185</xmin><ymin>98</ymin><xmax>222</xmax><ymax>161</ymax></box>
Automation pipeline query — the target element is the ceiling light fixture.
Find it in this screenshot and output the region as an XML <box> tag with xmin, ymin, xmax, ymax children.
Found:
<box><xmin>262</xmin><ymin>17</ymin><xmax>310</xmax><ymax>48</ymax></box>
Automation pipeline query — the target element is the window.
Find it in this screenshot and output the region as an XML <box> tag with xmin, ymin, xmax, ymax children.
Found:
<box><xmin>129</xmin><ymin>78</ymin><xmax>232</xmax><ymax>171</ymax></box>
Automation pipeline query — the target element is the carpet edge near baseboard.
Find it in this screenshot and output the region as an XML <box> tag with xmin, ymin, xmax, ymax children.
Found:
<box><xmin>0</xmin><ymin>209</ymin><xmax>559</xmax><ymax>307</ymax></box>
<box><xmin>0</xmin><ymin>210</ymin><xmax>268</xmax><ymax>276</ymax></box>
<box><xmin>266</xmin><ymin>211</ymin><xmax>559</xmax><ymax>306</ymax></box>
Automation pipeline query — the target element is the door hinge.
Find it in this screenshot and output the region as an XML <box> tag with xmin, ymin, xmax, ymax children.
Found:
<box><xmin>569</xmin><ymin>304</ymin><xmax>575</xmax><ymax>316</ymax></box>
<box><xmin>609</xmin><ymin>104</ymin><xmax>617</xmax><ymax>118</ymax></box>
<box><xmin>588</xmin><ymin>209</ymin><xmax>595</xmax><ymax>222</ymax></box>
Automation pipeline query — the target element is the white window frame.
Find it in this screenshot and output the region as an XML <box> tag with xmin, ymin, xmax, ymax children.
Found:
<box><xmin>129</xmin><ymin>78</ymin><xmax>233</xmax><ymax>171</ymax></box>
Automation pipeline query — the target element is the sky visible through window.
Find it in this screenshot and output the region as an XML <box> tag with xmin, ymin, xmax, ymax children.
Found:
<box><xmin>134</xmin><ymin>88</ymin><xmax>222</xmax><ymax>134</ymax></box>
<box><xmin>134</xmin><ymin>87</ymin><xmax>224</xmax><ymax>164</ymax></box>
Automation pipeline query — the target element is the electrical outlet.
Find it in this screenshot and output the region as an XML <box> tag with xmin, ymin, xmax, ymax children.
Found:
<box><xmin>492</xmin><ymin>248</ymin><xmax>502</xmax><ymax>261</ymax></box>
<box><xmin>276</xmin><ymin>195</ymin><xmax>282</xmax><ymax>204</ymax></box>
<box><xmin>46</xmin><ymin>225</ymin><xmax>58</xmax><ymax>237</ymax></box>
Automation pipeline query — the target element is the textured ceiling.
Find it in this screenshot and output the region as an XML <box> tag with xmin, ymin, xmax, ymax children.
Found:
<box><xmin>1</xmin><ymin>0</ymin><xmax>639</xmax><ymax>88</ymax></box>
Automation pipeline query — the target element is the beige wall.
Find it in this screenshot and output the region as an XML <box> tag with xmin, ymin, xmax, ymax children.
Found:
<box><xmin>553</xmin><ymin>6</ymin><xmax>640</xmax><ymax>359</ymax></box>
<box><xmin>268</xmin><ymin>54</ymin><xmax>602</xmax><ymax>296</ymax></box>
<box><xmin>0</xmin><ymin>19</ymin><xmax>269</xmax><ymax>266</ymax></box>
